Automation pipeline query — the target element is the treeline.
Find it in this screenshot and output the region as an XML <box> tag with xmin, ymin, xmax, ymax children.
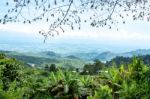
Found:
<box><xmin>0</xmin><ymin>53</ymin><xmax>150</xmax><ymax>99</ymax></box>
<box><xmin>106</xmin><ymin>54</ymin><xmax>150</xmax><ymax>67</ymax></box>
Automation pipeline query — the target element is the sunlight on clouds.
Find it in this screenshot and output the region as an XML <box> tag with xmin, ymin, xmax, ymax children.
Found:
<box><xmin>0</xmin><ymin>23</ymin><xmax>37</xmax><ymax>34</ymax></box>
<box><xmin>61</xmin><ymin>29</ymin><xmax>150</xmax><ymax>43</ymax></box>
<box><xmin>0</xmin><ymin>22</ymin><xmax>150</xmax><ymax>44</ymax></box>
<box><xmin>0</xmin><ymin>23</ymin><xmax>48</xmax><ymax>36</ymax></box>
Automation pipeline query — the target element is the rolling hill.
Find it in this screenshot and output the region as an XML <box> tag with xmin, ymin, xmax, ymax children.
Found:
<box><xmin>1</xmin><ymin>49</ymin><xmax>150</xmax><ymax>68</ymax></box>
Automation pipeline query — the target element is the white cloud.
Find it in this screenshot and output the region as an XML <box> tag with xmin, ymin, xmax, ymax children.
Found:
<box><xmin>59</xmin><ymin>29</ymin><xmax>150</xmax><ymax>43</ymax></box>
<box><xmin>0</xmin><ymin>22</ymin><xmax>150</xmax><ymax>45</ymax></box>
<box><xmin>0</xmin><ymin>23</ymin><xmax>39</xmax><ymax>34</ymax></box>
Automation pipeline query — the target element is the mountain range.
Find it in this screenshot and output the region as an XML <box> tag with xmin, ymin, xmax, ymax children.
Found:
<box><xmin>1</xmin><ymin>49</ymin><xmax>150</xmax><ymax>68</ymax></box>
<box><xmin>91</xmin><ymin>49</ymin><xmax>150</xmax><ymax>61</ymax></box>
<box><xmin>68</xmin><ymin>49</ymin><xmax>150</xmax><ymax>62</ymax></box>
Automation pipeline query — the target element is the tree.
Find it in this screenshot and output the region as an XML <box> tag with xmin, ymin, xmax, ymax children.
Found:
<box><xmin>44</xmin><ymin>64</ymin><xmax>58</xmax><ymax>72</ymax></box>
<box><xmin>93</xmin><ymin>59</ymin><xmax>104</xmax><ymax>70</ymax></box>
<box><xmin>82</xmin><ymin>64</ymin><xmax>94</xmax><ymax>74</ymax></box>
<box><xmin>82</xmin><ymin>60</ymin><xmax>104</xmax><ymax>75</ymax></box>
<box><xmin>0</xmin><ymin>53</ymin><xmax>6</xmax><ymax>59</ymax></box>
<box><xmin>1</xmin><ymin>0</ymin><xmax>150</xmax><ymax>41</ymax></box>
<box><xmin>49</xmin><ymin>63</ymin><xmax>58</xmax><ymax>72</ymax></box>
<box><xmin>0</xmin><ymin>59</ymin><xmax>23</xmax><ymax>90</ymax></box>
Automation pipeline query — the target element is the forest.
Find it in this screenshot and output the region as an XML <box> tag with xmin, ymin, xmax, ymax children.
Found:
<box><xmin>0</xmin><ymin>53</ymin><xmax>150</xmax><ymax>99</ymax></box>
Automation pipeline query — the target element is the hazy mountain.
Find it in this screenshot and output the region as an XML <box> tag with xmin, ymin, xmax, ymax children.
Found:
<box><xmin>0</xmin><ymin>50</ymin><xmax>86</xmax><ymax>68</ymax></box>
<box><xmin>1</xmin><ymin>49</ymin><xmax>150</xmax><ymax>68</ymax></box>
<box><xmin>94</xmin><ymin>49</ymin><xmax>150</xmax><ymax>61</ymax></box>
<box><xmin>94</xmin><ymin>51</ymin><xmax>116</xmax><ymax>61</ymax></box>
<box><xmin>40</xmin><ymin>51</ymin><xmax>61</xmax><ymax>58</ymax></box>
<box><xmin>72</xmin><ymin>52</ymin><xmax>99</xmax><ymax>60</ymax></box>
<box><xmin>8</xmin><ymin>54</ymin><xmax>60</xmax><ymax>66</ymax></box>
<box><xmin>65</xmin><ymin>55</ymin><xmax>80</xmax><ymax>60</ymax></box>
<box><xmin>121</xmin><ymin>49</ymin><xmax>150</xmax><ymax>57</ymax></box>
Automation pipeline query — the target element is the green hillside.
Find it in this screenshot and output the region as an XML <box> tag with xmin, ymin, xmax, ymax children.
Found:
<box><xmin>0</xmin><ymin>53</ymin><xmax>150</xmax><ymax>99</ymax></box>
<box><xmin>0</xmin><ymin>50</ymin><xmax>87</xmax><ymax>69</ymax></box>
<box><xmin>106</xmin><ymin>55</ymin><xmax>150</xmax><ymax>67</ymax></box>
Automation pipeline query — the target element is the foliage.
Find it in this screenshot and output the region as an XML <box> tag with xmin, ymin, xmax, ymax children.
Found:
<box><xmin>0</xmin><ymin>53</ymin><xmax>150</xmax><ymax>99</ymax></box>
<box><xmin>44</xmin><ymin>64</ymin><xmax>58</xmax><ymax>72</ymax></box>
<box><xmin>0</xmin><ymin>57</ymin><xmax>23</xmax><ymax>90</ymax></box>
<box><xmin>82</xmin><ymin>59</ymin><xmax>104</xmax><ymax>75</ymax></box>
<box><xmin>3</xmin><ymin>51</ymin><xmax>86</xmax><ymax>68</ymax></box>
<box><xmin>0</xmin><ymin>53</ymin><xmax>5</xmax><ymax>59</ymax></box>
<box><xmin>106</xmin><ymin>54</ymin><xmax>150</xmax><ymax>67</ymax></box>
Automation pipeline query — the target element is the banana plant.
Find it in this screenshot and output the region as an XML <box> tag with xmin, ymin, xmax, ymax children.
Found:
<box><xmin>87</xmin><ymin>85</ymin><xmax>112</xmax><ymax>99</ymax></box>
<box><xmin>45</xmin><ymin>69</ymin><xmax>82</xmax><ymax>98</ymax></box>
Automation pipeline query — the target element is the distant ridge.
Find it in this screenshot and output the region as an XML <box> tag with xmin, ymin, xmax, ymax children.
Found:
<box><xmin>121</xmin><ymin>49</ymin><xmax>150</xmax><ymax>57</ymax></box>
<box><xmin>94</xmin><ymin>49</ymin><xmax>150</xmax><ymax>61</ymax></box>
<box><xmin>65</xmin><ymin>55</ymin><xmax>80</xmax><ymax>59</ymax></box>
<box><xmin>1</xmin><ymin>49</ymin><xmax>150</xmax><ymax>66</ymax></box>
<box><xmin>94</xmin><ymin>51</ymin><xmax>116</xmax><ymax>61</ymax></box>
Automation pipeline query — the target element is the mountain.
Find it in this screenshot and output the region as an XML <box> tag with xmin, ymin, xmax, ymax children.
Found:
<box><xmin>121</xmin><ymin>49</ymin><xmax>150</xmax><ymax>57</ymax></box>
<box><xmin>106</xmin><ymin>54</ymin><xmax>150</xmax><ymax>67</ymax></box>
<box><xmin>40</xmin><ymin>51</ymin><xmax>61</xmax><ymax>58</ymax></box>
<box><xmin>0</xmin><ymin>50</ymin><xmax>87</xmax><ymax>68</ymax></box>
<box><xmin>1</xmin><ymin>49</ymin><xmax>150</xmax><ymax>68</ymax></box>
<box><xmin>94</xmin><ymin>49</ymin><xmax>150</xmax><ymax>62</ymax></box>
<box><xmin>106</xmin><ymin>56</ymin><xmax>132</xmax><ymax>67</ymax></box>
<box><xmin>72</xmin><ymin>52</ymin><xmax>99</xmax><ymax>60</ymax></box>
<box><xmin>65</xmin><ymin>55</ymin><xmax>80</xmax><ymax>60</ymax></box>
<box><xmin>94</xmin><ymin>51</ymin><xmax>116</xmax><ymax>61</ymax></box>
<box><xmin>8</xmin><ymin>54</ymin><xmax>60</xmax><ymax>67</ymax></box>
<box><xmin>0</xmin><ymin>50</ymin><xmax>12</xmax><ymax>53</ymax></box>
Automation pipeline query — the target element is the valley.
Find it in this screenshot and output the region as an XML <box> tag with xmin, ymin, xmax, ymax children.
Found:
<box><xmin>1</xmin><ymin>48</ymin><xmax>150</xmax><ymax>69</ymax></box>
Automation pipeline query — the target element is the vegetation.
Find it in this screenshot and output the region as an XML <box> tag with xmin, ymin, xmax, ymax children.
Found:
<box><xmin>81</xmin><ymin>59</ymin><xmax>104</xmax><ymax>75</ymax></box>
<box><xmin>0</xmin><ymin>53</ymin><xmax>150</xmax><ymax>99</ymax></box>
<box><xmin>106</xmin><ymin>55</ymin><xmax>150</xmax><ymax>67</ymax></box>
<box><xmin>0</xmin><ymin>50</ymin><xmax>86</xmax><ymax>68</ymax></box>
<box><xmin>1</xmin><ymin>0</ymin><xmax>150</xmax><ymax>98</ymax></box>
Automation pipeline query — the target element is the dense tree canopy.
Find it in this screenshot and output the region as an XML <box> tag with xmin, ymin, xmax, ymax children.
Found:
<box><xmin>0</xmin><ymin>53</ymin><xmax>150</xmax><ymax>99</ymax></box>
<box><xmin>1</xmin><ymin>0</ymin><xmax>150</xmax><ymax>41</ymax></box>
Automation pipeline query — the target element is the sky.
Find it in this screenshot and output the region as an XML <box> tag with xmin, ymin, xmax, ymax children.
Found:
<box><xmin>0</xmin><ymin>1</ymin><xmax>150</xmax><ymax>53</ymax></box>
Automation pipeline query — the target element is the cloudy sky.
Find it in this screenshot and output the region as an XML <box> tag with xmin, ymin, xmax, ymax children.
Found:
<box><xmin>0</xmin><ymin>1</ymin><xmax>150</xmax><ymax>52</ymax></box>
